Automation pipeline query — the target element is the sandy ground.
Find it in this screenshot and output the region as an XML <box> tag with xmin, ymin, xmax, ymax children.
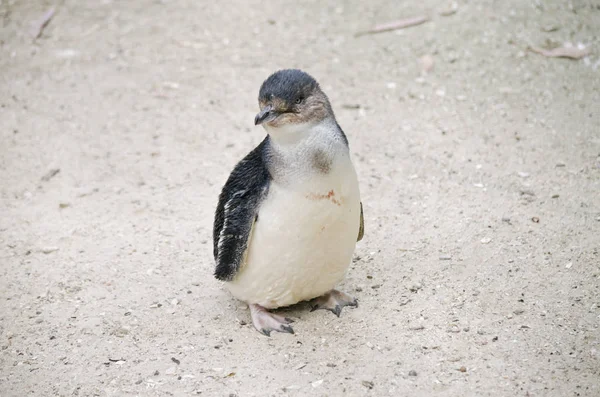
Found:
<box><xmin>1</xmin><ymin>0</ymin><xmax>599</xmax><ymax>396</ymax></box>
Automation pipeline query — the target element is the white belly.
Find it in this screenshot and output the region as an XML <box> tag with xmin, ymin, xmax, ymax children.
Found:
<box><xmin>226</xmin><ymin>159</ymin><xmax>361</xmax><ymax>308</ymax></box>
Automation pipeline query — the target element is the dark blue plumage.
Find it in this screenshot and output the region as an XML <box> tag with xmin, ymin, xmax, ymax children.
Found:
<box><xmin>213</xmin><ymin>138</ymin><xmax>271</xmax><ymax>281</ymax></box>
<box><xmin>259</xmin><ymin>69</ymin><xmax>319</xmax><ymax>105</ymax></box>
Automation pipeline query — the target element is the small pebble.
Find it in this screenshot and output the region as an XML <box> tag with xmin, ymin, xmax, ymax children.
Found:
<box><xmin>520</xmin><ymin>189</ymin><xmax>535</xmax><ymax>196</ymax></box>
<box><xmin>408</xmin><ymin>325</ymin><xmax>425</xmax><ymax>331</ymax></box>
<box><xmin>565</xmin><ymin>262</ymin><xmax>573</xmax><ymax>269</ymax></box>
<box><xmin>165</xmin><ymin>366</ymin><xmax>177</xmax><ymax>375</ymax></box>
<box><xmin>531</xmin><ymin>217</ymin><xmax>540</xmax><ymax>223</ymax></box>
<box><xmin>41</xmin><ymin>247</ymin><xmax>59</xmax><ymax>254</ymax></box>
<box><xmin>113</xmin><ymin>327</ymin><xmax>129</xmax><ymax>337</ymax></box>
<box><xmin>408</xmin><ymin>370</ymin><xmax>418</xmax><ymax>376</ymax></box>
<box><xmin>171</xmin><ymin>357</ymin><xmax>180</xmax><ymax>365</ymax></box>
<box><xmin>439</xmin><ymin>255</ymin><xmax>452</xmax><ymax>260</ymax></box>
<box><xmin>542</xmin><ymin>25</ymin><xmax>560</xmax><ymax>32</ymax></box>
<box><xmin>361</xmin><ymin>380</ymin><xmax>374</xmax><ymax>389</ymax></box>
<box><xmin>311</xmin><ymin>379</ymin><xmax>323</xmax><ymax>388</ymax></box>
<box><xmin>458</xmin><ymin>366</ymin><xmax>467</xmax><ymax>372</ymax></box>
<box><xmin>480</xmin><ymin>237</ymin><xmax>491</xmax><ymax>244</ymax></box>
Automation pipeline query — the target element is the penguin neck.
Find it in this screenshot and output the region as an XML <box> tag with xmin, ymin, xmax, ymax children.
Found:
<box><xmin>264</xmin><ymin>117</ymin><xmax>349</xmax><ymax>184</ymax></box>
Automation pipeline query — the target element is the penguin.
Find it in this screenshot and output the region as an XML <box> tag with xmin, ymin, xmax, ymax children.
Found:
<box><xmin>213</xmin><ymin>69</ymin><xmax>364</xmax><ymax>336</ymax></box>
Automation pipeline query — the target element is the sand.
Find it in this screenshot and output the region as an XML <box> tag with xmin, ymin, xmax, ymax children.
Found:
<box><xmin>1</xmin><ymin>0</ymin><xmax>599</xmax><ymax>396</ymax></box>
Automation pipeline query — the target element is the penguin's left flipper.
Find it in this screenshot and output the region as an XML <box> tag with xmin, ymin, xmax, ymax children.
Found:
<box><xmin>213</xmin><ymin>138</ymin><xmax>271</xmax><ymax>281</ymax></box>
<box><xmin>310</xmin><ymin>289</ymin><xmax>358</xmax><ymax>317</ymax></box>
<box><xmin>357</xmin><ymin>201</ymin><xmax>364</xmax><ymax>242</ymax></box>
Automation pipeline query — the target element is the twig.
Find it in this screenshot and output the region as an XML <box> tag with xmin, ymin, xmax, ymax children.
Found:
<box><xmin>41</xmin><ymin>168</ymin><xmax>60</xmax><ymax>182</ymax></box>
<box><xmin>32</xmin><ymin>7</ymin><xmax>55</xmax><ymax>40</ymax></box>
<box><xmin>356</xmin><ymin>15</ymin><xmax>430</xmax><ymax>37</ymax></box>
<box><xmin>528</xmin><ymin>45</ymin><xmax>590</xmax><ymax>59</ymax></box>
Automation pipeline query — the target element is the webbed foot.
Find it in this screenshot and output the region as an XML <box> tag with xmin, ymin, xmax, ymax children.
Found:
<box><xmin>249</xmin><ymin>304</ymin><xmax>295</xmax><ymax>336</ymax></box>
<box><xmin>310</xmin><ymin>289</ymin><xmax>358</xmax><ymax>317</ymax></box>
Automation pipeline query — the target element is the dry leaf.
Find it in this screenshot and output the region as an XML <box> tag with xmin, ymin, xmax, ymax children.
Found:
<box><xmin>529</xmin><ymin>45</ymin><xmax>590</xmax><ymax>59</ymax></box>
<box><xmin>356</xmin><ymin>16</ymin><xmax>430</xmax><ymax>36</ymax></box>
<box><xmin>32</xmin><ymin>8</ymin><xmax>55</xmax><ymax>39</ymax></box>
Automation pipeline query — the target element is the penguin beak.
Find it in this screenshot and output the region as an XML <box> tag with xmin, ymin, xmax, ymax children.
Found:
<box><xmin>254</xmin><ymin>105</ymin><xmax>276</xmax><ymax>125</ymax></box>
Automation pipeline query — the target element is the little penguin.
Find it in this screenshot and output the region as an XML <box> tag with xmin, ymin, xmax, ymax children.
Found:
<box><xmin>213</xmin><ymin>69</ymin><xmax>364</xmax><ymax>336</ymax></box>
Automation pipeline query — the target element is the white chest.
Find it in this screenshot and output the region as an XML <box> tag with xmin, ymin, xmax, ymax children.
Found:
<box><xmin>226</xmin><ymin>152</ymin><xmax>361</xmax><ymax>308</ymax></box>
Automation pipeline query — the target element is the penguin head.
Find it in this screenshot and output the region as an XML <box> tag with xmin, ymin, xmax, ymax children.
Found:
<box><xmin>255</xmin><ymin>69</ymin><xmax>333</xmax><ymax>131</ymax></box>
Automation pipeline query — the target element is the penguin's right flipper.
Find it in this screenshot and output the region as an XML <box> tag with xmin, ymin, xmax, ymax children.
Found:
<box><xmin>212</xmin><ymin>138</ymin><xmax>271</xmax><ymax>281</ymax></box>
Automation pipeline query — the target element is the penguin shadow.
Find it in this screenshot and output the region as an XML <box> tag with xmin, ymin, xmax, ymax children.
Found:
<box><xmin>243</xmin><ymin>294</ymin><xmax>358</xmax><ymax>325</ymax></box>
<box><xmin>272</xmin><ymin>300</ymin><xmax>314</xmax><ymax>321</ymax></box>
<box><xmin>229</xmin><ymin>292</ymin><xmax>359</xmax><ymax>335</ymax></box>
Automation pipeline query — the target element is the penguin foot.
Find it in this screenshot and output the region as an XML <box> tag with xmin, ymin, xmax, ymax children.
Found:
<box><xmin>249</xmin><ymin>304</ymin><xmax>295</xmax><ymax>337</ymax></box>
<box><xmin>310</xmin><ymin>289</ymin><xmax>358</xmax><ymax>317</ymax></box>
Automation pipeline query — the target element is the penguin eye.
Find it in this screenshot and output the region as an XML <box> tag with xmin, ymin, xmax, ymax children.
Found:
<box><xmin>295</xmin><ymin>96</ymin><xmax>304</xmax><ymax>105</ymax></box>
